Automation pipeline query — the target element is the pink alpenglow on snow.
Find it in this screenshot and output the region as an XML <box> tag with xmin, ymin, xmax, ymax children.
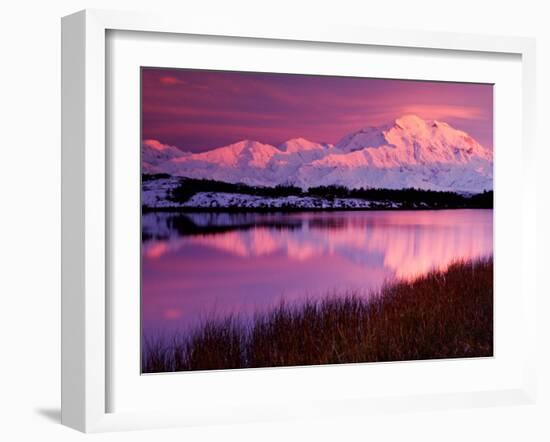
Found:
<box><xmin>142</xmin><ymin>114</ymin><xmax>493</xmax><ymax>193</ymax></box>
<box><xmin>140</xmin><ymin>68</ymin><xmax>494</xmax><ymax>373</ymax></box>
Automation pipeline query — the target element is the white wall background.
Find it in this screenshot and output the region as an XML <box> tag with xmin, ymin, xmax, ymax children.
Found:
<box><xmin>0</xmin><ymin>1</ymin><xmax>548</xmax><ymax>440</ymax></box>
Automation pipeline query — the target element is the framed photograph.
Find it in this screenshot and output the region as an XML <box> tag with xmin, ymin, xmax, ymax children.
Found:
<box><xmin>61</xmin><ymin>9</ymin><xmax>537</xmax><ymax>432</ymax></box>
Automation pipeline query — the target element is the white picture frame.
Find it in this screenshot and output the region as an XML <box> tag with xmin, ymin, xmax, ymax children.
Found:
<box><xmin>61</xmin><ymin>9</ymin><xmax>537</xmax><ymax>433</ymax></box>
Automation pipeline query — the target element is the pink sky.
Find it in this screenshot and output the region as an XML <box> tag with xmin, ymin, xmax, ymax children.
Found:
<box><xmin>142</xmin><ymin>68</ymin><xmax>493</xmax><ymax>153</ymax></box>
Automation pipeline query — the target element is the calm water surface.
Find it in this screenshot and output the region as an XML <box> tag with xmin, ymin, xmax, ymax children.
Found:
<box><xmin>142</xmin><ymin>210</ymin><xmax>493</xmax><ymax>335</ymax></box>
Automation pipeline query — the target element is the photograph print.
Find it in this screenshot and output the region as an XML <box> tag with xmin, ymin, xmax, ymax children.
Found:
<box><xmin>141</xmin><ymin>68</ymin><xmax>493</xmax><ymax>373</ymax></box>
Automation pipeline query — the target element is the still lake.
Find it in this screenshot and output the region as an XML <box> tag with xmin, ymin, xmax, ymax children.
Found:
<box><xmin>142</xmin><ymin>209</ymin><xmax>493</xmax><ymax>336</ymax></box>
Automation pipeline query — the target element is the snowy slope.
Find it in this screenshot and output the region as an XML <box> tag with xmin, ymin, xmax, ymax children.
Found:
<box><xmin>141</xmin><ymin>139</ymin><xmax>188</xmax><ymax>173</ymax></box>
<box><xmin>143</xmin><ymin>115</ymin><xmax>493</xmax><ymax>192</ymax></box>
<box><xmin>278</xmin><ymin>137</ymin><xmax>333</xmax><ymax>153</ymax></box>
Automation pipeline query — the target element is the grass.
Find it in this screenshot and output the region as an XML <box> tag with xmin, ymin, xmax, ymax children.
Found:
<box><xmin>142</xmin><ymin>257</ymin><xmax>493</xmax><ymax>373</ymax></box>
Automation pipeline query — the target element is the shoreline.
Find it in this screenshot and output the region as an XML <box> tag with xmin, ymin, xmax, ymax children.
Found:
<box><xmin>142</xmin><ymin>257</ymin><xmax>493</xmax><ymax>373</ymax></box>
<box><xmin>141</xmin><ymin>176</ymin><xmax>493</xmax><ymax>212</ymax></box>
<box><xmin>142</xmin><ymin>205</ymin><xmax>494</xmax><ymax>213</ymax></box>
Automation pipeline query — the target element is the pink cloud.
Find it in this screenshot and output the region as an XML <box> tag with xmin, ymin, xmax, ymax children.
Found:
<box><xmin>142</xmin><ymin>69</ymin><xmax>493</xmax><ymax>151</ymax></box>
<box><xmin>398</xmin><ymin>104</ymin><xmax>484</xmax><ymax>121</ymax></box>
<box><xmin>159</xmin><ymin>76</ymin><xmax>186</xmax><ymax>86</ymax></box>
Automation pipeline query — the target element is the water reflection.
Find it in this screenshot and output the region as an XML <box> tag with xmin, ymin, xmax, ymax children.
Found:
<box><xmin>142</xmin><ymin>210</ymin><xmax>493</xmax><ymax>334</ymax></box>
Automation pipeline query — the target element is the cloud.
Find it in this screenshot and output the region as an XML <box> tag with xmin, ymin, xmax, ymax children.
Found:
<box><xmin>398</xmin><ymin>104</ymin><xmax>485</xmax><ymax>121</ymax></box>
<box><xmin>142</xmin><ymin>69</ymin><xmax>492</xmax><ymax>152</ymax></box>
<box><xmin>159</xmin><ymin>76</ymin><xmax>186</xmax><ymax>86</ymax></box>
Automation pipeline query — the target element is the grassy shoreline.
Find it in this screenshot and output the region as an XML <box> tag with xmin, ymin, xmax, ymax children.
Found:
<box><xmin>142</xmin><ymin>206</ymin><xmax>492</xmax><ymax>213</ymax></box>
<box><xmin>142</xmin><ymin>257</ymin><xmax>493</xmax><ymax>373</ymax></box>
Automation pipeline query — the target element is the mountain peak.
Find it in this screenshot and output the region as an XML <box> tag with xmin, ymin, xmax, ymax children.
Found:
<box><xmin>393</xmin><ymin>115</ymin><xmax>454</xmax><ymax>134</ymax></box>
<box><xmin>279</xmin><ymin>137</ymin><xmax>328</xmax><ymax>153</ymax></box>
<box><xmin>209</xmin><ymin>139</ymin><xmax>278</xmax><ymax>154</ymax></box>
<box><xmin>395</xmin><ymin>114</ymin><xmax>426</xmax><ymax>126</ymax></box>
<box><xmin>394</xmin><ymin>114</ymin><xmax>426</xmax><ymax>127</ymax></box>
<box><xmin>141</xmin><ymin>139</ymin><xmax>185</xmax><ymax>173</ymax></box>
<box><xmin>282</xmin><ymin>136</ymin><xmax>311</xmax><ymax>144</ymax></box>
<box><xmin>142</xmin><ymin>139</ymin><xmax>178</xmax><ymax>152</ymax></box>
<box><xmin>146</xmin><ymin>116</ymin><xmax>493</xmax><ymax>193</ymax></box>
<box><xmin>230</xmin><ymin>139</ymin><xmax>266</xmax><ymax>148</ymax></box>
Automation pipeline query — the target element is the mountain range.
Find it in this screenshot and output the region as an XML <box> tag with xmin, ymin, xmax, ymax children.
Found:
<box><xmin>142</xmin><ymin>115</ymin><xmax>493</xmax><ymax>193</ymax></box>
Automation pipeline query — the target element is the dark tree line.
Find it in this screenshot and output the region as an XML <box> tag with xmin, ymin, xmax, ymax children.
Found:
<box><xmin>168</xmin><ymin>178</ymin><xmax>304</xmax><ymax>202</ymax></box>
<box><xmin>143</xmin><ymin>175</ymin><xmax>493</xmax><ymax>209</ymax></box>
<box><xmin>142</xmin><ymin>173</ymin><xmax>171</xmax><ymax>182</ymax></box>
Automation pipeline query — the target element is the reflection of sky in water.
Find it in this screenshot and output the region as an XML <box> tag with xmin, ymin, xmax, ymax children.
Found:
<box><xmin>142</xmin><ymin>210</ymin><xmax>493</xmax><ymax>335</ymax></box>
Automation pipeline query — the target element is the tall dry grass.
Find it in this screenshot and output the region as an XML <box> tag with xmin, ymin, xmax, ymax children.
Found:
<box><xmin>143</xmin><ymin>257</ymin><xmax>493</xmax><ymax>373</ymax></box>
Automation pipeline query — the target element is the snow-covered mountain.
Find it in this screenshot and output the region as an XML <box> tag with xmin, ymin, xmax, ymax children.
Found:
<box><xmin>278</xmin><ymin>137</ymin><xmax>333</xmax><ymax>153</ymax></box>
<box><xmin>143</xmin><ymin>115</ymin><xmax>493</xmax><ymax>193</ymax></box>
<box><xmin>141</xmin><ymin>139</ymin><xmax>188</xmax><ymax>173</ymax></box>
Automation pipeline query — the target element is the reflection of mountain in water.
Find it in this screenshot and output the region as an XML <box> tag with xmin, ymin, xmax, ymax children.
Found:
<box><xmin>142</xmin><ymin>211</ymin><xmax>492</xmax><ymax>279</ymax></box>
<box><xmin>143</xmin><ymin>211</ymin><xmax>303</xmax><ymax>240</ymax></box>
